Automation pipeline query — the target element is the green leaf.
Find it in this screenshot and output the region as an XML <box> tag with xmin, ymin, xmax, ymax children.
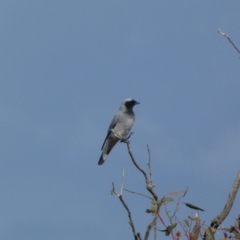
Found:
<box><xmin>222</xmin><ymin>228</ymin><xmax>232</xmax><ymax>232</ymax></box>
<box><xmin>146</xmin><ymin>202</ymin><xmax>158</xmax><ymax>213</ymax></box>
<box><xmin>164</xmin><ymin>197</ymin><xmax>174</xmax><ymax>203</ymax></box>
<box><xmin>184</xmin><ymin>203</ymin><xmax>204</xmax><ymax>211</ymax></box>
<box><xmin>222</xmin><ymin>227</ymin><xmax>238</xmax><ymax>233</ymax></box>
<box><xmin>168</xmin><ymin>223</ymin><xmax>177</xmax><ymax>232</ymax></box>
<box><xmin>184</xmin><ymin>219</ymin><xmax>190</xmax><ymax>227</ymax></box>
<box><xmin>169</xmin><ymin>191</ymin><xmax>184</xmax><ymax>196</ymax></box>
<box><xmin>224</xmin><ymin>226</ymin><xmax>239</xmax><ymax>235</ymax></box>
<box><xmin>160</xmin><ymin>223</ymin><xmax>178</xmax><ymax>236</ymax></box>
<box><xmin>156</xmin><ymin>197</ymin><xmax>166</xmax><ymax>207</ymax></box>
<box><xmin>146</xmin><ymin>209</ymin><xmax>155</xmax><ymax>213</ymax></box>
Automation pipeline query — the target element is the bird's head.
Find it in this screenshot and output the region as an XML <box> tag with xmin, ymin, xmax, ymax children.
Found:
<box><xmin>120</xmin><ymin>98</ymin><xmax>140</xmax><ymax>111</ymax></box>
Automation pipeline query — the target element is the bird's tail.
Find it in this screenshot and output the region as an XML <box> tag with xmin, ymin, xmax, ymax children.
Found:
<box><xmin>98</xmin><ymin>135</ymin><xmax>119</xmax><ymax>166</ymax></box>
<box><xmin>98</xmin><ymin>153</ymin><xmax>108</xmax><ymax>165</ymax></box>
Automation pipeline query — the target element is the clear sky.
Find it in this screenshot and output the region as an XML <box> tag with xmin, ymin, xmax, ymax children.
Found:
<box><xmin>0</xmin><ymin>1</ymin><xmax>240</xmax><ymax>239</ymax></box>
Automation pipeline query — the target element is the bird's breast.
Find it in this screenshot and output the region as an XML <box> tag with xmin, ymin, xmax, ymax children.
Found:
<box><xmin>114</xmin><ymin>113</ymin><xmax>135</xmax><ymax>138</ymax></box>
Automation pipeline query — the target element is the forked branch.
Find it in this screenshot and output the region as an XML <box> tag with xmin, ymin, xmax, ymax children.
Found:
<box><xmin>111</xmin><ymin>182</ymin><xmax>141</xmax><ymax>240</ymax></box>
<box><xmin>125</xmin><ymin>140</ymin><xmax>158</xmax><ymax>201</ymax></box>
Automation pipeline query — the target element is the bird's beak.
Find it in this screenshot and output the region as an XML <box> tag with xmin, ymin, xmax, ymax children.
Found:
<box><xmin>134</xmin><ymin>101</ymin><xmax>140</xmax><ymax>105</ymax></box>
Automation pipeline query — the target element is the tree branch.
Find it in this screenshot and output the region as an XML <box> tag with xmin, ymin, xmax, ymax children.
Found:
<box><xmin>191</xmin><ymin>214</ymin><xmax>201</xmax><ymax>240</ymax></box>
<box><xmin>111</xmin><ymin>182</ymin><xmax>140</xmax><ymax>240</ymax></box>
<box><xmin>218</xmin><ymin>29</ymin><xmax>240</xmax><ymax>56</ymax></box>
<box><xmin>144</xmin><ymin>216</ymin><xmax>158</xmax><ymax>240</ymax></box>
<box><xmin>125</xmin><ymin>140</ymin><xmax>158</xmax><ymax>201</ymax></box>
<box><xmin>147</xmin><ymin>144</ymin><xmax>153</xmax><ymax>183</ymax></box>
<box><xmin>124</xmin><ymin>188</ymin><xmax>153</xmax><ymax>200</ymax></box>
<box><xmin>119</xmin><ymin>195</ymin><xmax>139</xmax><ymax>240</ymax></box>
<box><xmin>203</xmin><ymin>171</ymin><xmax>240</xmax><ymax>240</ymax></box>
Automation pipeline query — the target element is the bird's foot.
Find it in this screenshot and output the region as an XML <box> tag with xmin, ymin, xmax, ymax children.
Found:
<box><xmin>120</xmin><ymin>132</ymin><xmax>134</xmax><ymax>142</ymax></box>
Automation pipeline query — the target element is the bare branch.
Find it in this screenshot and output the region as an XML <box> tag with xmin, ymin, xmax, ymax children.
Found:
<box><xmin>147</xmin><ymin>144</ymin><xmax>153</xmax><ymax>183</ymax></box>
<box><xmin>218</xmin><ymin>29</ymin><xmax>240</xmax><ymax>56</ymax></box>
<box><xmin>137</xmin><ymin>233</ymin><xmax>143</xmax><ymax>240</ymax></box>
<box><xmin>154</xmin><ymin>224</ymin><xmax>157</xmax><ymax>240</ymax></box>
<box><xmin>120</xmin><ymin>169</ymin><xmax>125</xmax><ymax>195</ymax></box>
<box><xmin>125</xmin><ymin>140</ymin><xmax>158</xmax><ymax>201</ymax></box>
<box><xmin>124</xmin><ymin>188</ymin><xmax>153</xmax><ymax>200</ymax></box>
<box><xmin>191</xmin><ymin>213</ymin><xmax>201</xmax><ymax>240</ymax></box>
<box><xmin>111</xmin><ymin>182</ymin><xmax>120</xmax><ymax>197</ymax></box>
<box><xmin>144</xmin><ymin>216</ymin><xmax>158</xmax><ymax>240</ymax></box>
<box><xmin>175</xmin><ymin>215</ymin><xmax>190</xmax><ymax>240</ymax></box>
<box><xmin>111</xmin><ymin>182</ymin><xmax>140</xmax><ymax>240</ymax></box>
<box><xmin>235</xmin><ymin>214</ymin><xmax>240</xmax><ymax>230</ymax></box>
<box><xmin>204</xmin><ymin>171</ymin><xmax>240</xmax><ymax>240</ymax></box>
<box><xmin>119</xmin><ymin>195</ymin><xmax>138</xmax><ymax>239</ymax></box>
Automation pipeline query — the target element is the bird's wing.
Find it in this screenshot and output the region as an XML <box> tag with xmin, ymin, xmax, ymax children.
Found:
<box><xmin>101</xmin><ymin>111</ymin><xmax>120</xmax><ymax>150</ymax></box>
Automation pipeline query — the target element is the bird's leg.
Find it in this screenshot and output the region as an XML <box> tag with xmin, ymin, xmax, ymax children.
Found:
<box><xmin>120</xmin><ymin>132</ymin><xmax>134</xmax><ymax>142</ymax></box>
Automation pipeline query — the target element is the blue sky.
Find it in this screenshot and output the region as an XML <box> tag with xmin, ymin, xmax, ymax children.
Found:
<box><xmin>0</xmin><ymin>1</ymin><xmax>240</xmax><ymax>239</ymax></box>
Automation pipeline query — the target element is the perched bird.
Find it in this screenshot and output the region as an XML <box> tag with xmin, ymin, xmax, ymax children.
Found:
<box><xmin>98</xmin><ymin>98</ymin><xmax>140</xmax><ymax>165</ymax></box>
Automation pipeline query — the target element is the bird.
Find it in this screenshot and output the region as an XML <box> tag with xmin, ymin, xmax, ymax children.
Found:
<box><xmin>98</xmin><ymin>98</ymin><xmax>140</xmax><ymax>165</ymax></box>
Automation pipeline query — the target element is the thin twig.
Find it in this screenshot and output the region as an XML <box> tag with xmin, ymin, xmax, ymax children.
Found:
<box><xmin>124</xmin><ymin>188</ymin><xmax>153</xmax><ymax>200</ymax></box>
<box><xmin>157</xmin><ymin>212</ymin><xmax>167</xmax><ymax>228</ymax></box>
<box><xmin>198</xmin><ymin>221</ymin><xmax>206</xmax><ymax>239</ymax></box>
<box><xmin>125</xmin><ymin>140</ymin><xmax>158</xmax><ymax>201</ymax></box>
<box><xmin>120</xmin><ymin>169</ymin><xmax>125</xmax><ymax>195</ymax></box>
<box><xmin>154</xmin><ymin>224</ymin><xmax>157</xmax><ymax>240</ymax></box>
<box><xmin>147</xmin><ymin>144</ymin><xmax>152</xmax><ymax>183</ymax></box>
<box><xmin>111</xmin><ymin>182</ymin><xmax>119</xmax><ymax>196</ymax></box>
<box><xmin>218</xmin><ymin>29</ymin><xmax>240</xmax><ymax>56</ymax></box>
<box><xmin>176</xmin><ymin>216</ymin><xmax>190</xmax><ymax>240</ymax></box>
<box><xmin>173</xmin><ymin>197</ymin><xmax>181</xmax><ymax>217</ymax></box>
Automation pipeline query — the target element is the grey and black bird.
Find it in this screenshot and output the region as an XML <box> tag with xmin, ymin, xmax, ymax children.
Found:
<box><xmin>98</xmin><ymin>98</ymin><xmax>139</xmax><ymax>165</ymax></box>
